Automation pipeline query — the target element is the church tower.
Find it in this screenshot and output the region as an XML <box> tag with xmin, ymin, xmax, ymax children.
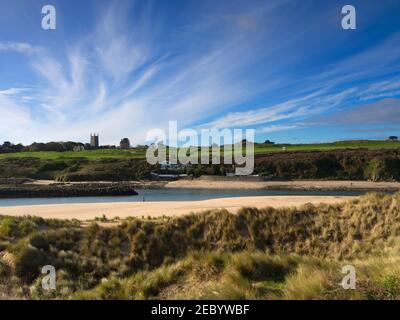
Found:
<box><xmin>90</xmin><ymin>134</ymin><xmax>99</xmax><ymax>148</ymax></box>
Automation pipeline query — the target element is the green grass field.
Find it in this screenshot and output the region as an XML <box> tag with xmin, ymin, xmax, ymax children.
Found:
<box><xmin>0</xmin><ymin>140</ymin><xmax>399</xmax><ymax>160</ymax></box>
<box><xmin>0</xmin><ymin>148</ymin><xmax>147</xmax><ymax>160</ymax></box>
<box><xmin>252</xmin><ymin>140</ymin><xmax>400</xmax><ymax>154</ymax></box>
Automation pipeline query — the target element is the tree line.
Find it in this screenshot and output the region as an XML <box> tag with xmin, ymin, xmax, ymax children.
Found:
<box><xmin>0</xmin><ymin>141</ymin><xmax>85</xmax><ymax>153</ymax></box>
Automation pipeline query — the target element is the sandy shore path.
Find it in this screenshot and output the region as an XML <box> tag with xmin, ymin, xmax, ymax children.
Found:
<box><xmin>0</xmin><ymin>196</ymin><xmax>355</xmax><ymax>220</ymax></box>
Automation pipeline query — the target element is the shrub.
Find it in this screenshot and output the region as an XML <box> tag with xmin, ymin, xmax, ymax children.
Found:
<box><xmin>13</xmin><ymin>244</ymin><xmax>48</xmax><ymax>283</ymax></box>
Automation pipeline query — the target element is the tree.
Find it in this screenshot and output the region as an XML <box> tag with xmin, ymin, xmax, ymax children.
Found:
<box><xmin>0</xmin><ymin>141</ymin><xmax>25</xmax><ymax>153</ymax></box>
<box><xmin>388</xmin><ymin>136</ymin><xmax>398</xmax><ymax>141</ymax></box>
<box><xmin>264</xmin><ymin>140</ymin><xmax>275</xmax><ymax>145</ymax></box>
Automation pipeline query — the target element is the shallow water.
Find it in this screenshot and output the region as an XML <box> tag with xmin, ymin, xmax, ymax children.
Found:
<box><xmin>0</xmin><ymin>188</ymin><xmax>376</xmax><ymax>207</ymax></box>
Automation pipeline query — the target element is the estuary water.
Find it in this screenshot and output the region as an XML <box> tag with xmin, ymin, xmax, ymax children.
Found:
<box><xmin>0</xmin><ymin>188</ymin><xmax>373</xmax><ymax>207</ymax></box>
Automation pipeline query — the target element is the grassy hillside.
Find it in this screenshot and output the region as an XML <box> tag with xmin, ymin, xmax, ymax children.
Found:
<box><xmin>0</xmin><ymin>149</ymin><xmax>400</xmax><ymax>181</ymax></box>
<box><xmin>254</xmin><ymin>149</ymin><xmax>400</xmax><ymax>180</ymax></box>
<box><xmin>253</xmin><ymin>140</ymin><xmax>400</xmax><ymax>154</ymax></box>
<box><xmin>0</xmin><ymin>158</ymin><xmax>153</xmax><ymax>181</ymax></box>
<box><xmin>0</xmin><ymin>140</ymin><xmax>399</xmax><ymax>160</ymax></box>
<box><xmin>1</xmin><ymin>192</ymin><xmax>400</xmax><ymax>299</ymax></box>
<box><xmin>0</xmin><ymin>148</ymin><xmax>147</xmax><ymax>160</ymax></box>
<box><xmin>1</xmin><ymin>140</ymin><xmax>400</xmax><ymax>182</ymax></box>
<box><xmin>1</xmin><ymin>149</ymin><xmax>400</xmax><ymax>181</ymax></box>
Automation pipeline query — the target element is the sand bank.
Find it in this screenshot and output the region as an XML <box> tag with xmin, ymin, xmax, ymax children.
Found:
<box><xmin>165</xmin><ymin>179</ymin><xmax>400</xmax><ymax>190</ymax></box>
<box><xmin>18</xmin><ymin>179</ymin><xmax>400</xmax><ymax>191</ymax></box>
<box><xmin>0</xmin><ymin>195</ymin><xmax>355</xmax><ymax>221</ymax></box>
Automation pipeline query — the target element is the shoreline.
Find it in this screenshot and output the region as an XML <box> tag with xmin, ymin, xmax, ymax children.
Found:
<box><xmin>0</xmin><ymin>179</ymin><xmax>397</xmax><ymax>221</ymax></box>
<box><xmin>9</xmin><ymin>178</ymin><xmax>400</xmax><ymax>191</ymax></box>
<box><xmin>0</xmin><ymin>195</ymin><xmax>355</xmax><ymax>220</ymax></box>
<box><xmin>164</xmin><ymin>179</ymin><xmax>400</xmax><ymax>191</ymax></box>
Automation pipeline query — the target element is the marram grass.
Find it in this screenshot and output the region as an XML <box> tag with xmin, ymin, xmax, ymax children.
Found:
<box><xmin>1</xmin><ymin>192</ymin><xmax>400</xmax><ymax>299</ymax></box>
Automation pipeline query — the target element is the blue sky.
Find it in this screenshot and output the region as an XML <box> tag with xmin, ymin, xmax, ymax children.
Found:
<box><xmin>0</xmin><ymin>0</ymin><xmax>399</xmax><ymax>145</ymax></box>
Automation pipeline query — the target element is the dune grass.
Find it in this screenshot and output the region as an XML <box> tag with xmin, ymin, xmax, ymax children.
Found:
<box><xmin>1</xmin><ymin>192</ymin><xmax>400</xmax><ymax>299</ymax></box>
<box><xmin>74</xmin><ymin>250</ymin><xmax>400</xmax><ymax>300</ymax></box>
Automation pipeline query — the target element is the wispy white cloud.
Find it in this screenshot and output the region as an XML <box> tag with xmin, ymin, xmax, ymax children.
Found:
<box><xmin>308</xmin><ymin>33</ymin><xmax>400</xmax><ymax>89</ymax></box>
<box><xmin>0</xmin><ymin>42</ymin><xmax>43</xmax><ymax>55</ymax></box>
<box><xmin>0</xmin><ymin>88</ymin><xmax>31</xmax><ymax>137</ymax></box>
<box><xmin>313</xmin><ymin>98</ymin><xmax>400</xmax><ymax>126</ymax></box>
<box><xmin>0</xmin><ymin>2</ymin><xmax>277</xmax><ymax>144</ymax></box>
<box><xmin>259</xmin><ymin>125</ymin><xmax>299</xmax><ymax>133</ymax></box>
<box><xmin>200</xmin><ymin>88</ymin><xmax>358</xmax><ymax>130</ymax></box>
<box><xmin>359</xmin><ymin>79</ymin><xmax>400</xmax><ymax>101</ymax></box>
<box><xmin>1</xmin><ymin>1</ymin><xmax>400</xmax><ymax>144</ymax></box>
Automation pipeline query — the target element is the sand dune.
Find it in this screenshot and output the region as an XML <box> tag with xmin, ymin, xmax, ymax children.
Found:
<box><xmin>0</xmin><ymin>195</ymin><xmax>355</xmax><ymax>221</ymax></box>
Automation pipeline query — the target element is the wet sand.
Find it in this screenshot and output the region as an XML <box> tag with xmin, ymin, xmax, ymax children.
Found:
<box><xmin>0</xmin><ymin>195</ymin><xmax>355</xmax><ymax>220</ymax></box>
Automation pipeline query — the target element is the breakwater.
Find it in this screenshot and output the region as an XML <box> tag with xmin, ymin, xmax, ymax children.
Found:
<box><xmin>0</xmin><ymin>183</ymin><xmax>138</xmax><ymax>198</ymax></box>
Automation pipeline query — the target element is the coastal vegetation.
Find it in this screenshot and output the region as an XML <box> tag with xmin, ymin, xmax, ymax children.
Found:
<box><xmin>0</xmin><ymin>149</ymin><xmax>400</xmax><ymax>181</ymax></box>
<box><xmin>1</xmin><ymin>192</ymin><xmax>400</xmax><ymax>299</ymax></box>
<box><xmin>255</xmin><ymin>149</ymin><xmax>400</xmax><ymax>181</ymax></box>
<box><xmin>0</xmin><ymin>158</ymin><xmax>152</xmax><ymax>181</ymax></box>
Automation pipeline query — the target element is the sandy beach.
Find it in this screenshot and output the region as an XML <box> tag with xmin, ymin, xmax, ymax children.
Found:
<box><xmin>165</xmin><ymin>179</ymin><xmax>400</xmax><ymax>190</ymax></box>
<box><xmin>0</xmin><ymin>195</ymin><xmax>355</xmax><ymax>220</ymax></box>
<box><xmin>16</xmin><ymin>179</ymin><xmax>400</xmax><ymax>191</ymax></box>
